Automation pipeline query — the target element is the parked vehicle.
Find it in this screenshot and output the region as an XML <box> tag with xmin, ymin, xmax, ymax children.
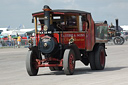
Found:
<box><xmin>26</xmin><ymin>5</ymin><xmax>108</xmax><ymax>76</ymax></box>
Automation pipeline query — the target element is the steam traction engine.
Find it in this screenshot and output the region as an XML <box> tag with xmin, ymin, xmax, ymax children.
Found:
<box><xmin>26</xmin><ymin>5</ymin><xmax>108</xmax><ymax>76</ymax></box>
<box><xmin>108</xmin><ymin>19</ymin><xmax>125</xmax><ymax>45</ymax></box>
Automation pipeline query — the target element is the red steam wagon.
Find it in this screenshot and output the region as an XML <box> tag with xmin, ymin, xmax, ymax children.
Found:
<box><xmin>26</xmin><ymin>5</ymin><xmax>108</xmax><ymax>76</ymax></box>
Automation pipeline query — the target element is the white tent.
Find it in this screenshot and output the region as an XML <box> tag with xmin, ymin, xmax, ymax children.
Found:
<box><xmin>1</xmin><ymin>31</ymin><xmax>13</xmax><ymax>36</ymax></box>
<box><xmin>0</xmin><ymin>28</ymin><xmax>8</xmax><ymax>32</ymax></box>
<box><xmin>120</xmin><ymin>26</ymin><xmax>128</xmax><ymax>31</ymax></box>
<box><xmin>1</xmin><ymin>30</ymin><xmax>26</xmax><ymax>36</ymax></box>
<box><xmin>20</xmin><ymin>28</ymin><xmax>34</xmax><ymax>32</ymax></box>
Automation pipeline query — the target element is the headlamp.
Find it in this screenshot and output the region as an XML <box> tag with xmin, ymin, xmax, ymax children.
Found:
<box><xmin>43</xmin><ymin>25</ymin><xmax>48</xmax><ymax>31</ymax></box>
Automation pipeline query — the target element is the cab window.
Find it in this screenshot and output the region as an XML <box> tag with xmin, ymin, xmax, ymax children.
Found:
<box><xmin>66</xmin><ymin>16</ymin><xmax>77</xmax><ymax>26</ymax></box>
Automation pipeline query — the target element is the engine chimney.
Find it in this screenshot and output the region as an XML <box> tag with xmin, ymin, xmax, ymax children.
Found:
<box><xmin>43</xmin><ymin>5</ymin><xmax>51</xmax><ymax>31</ymax></box>
<box><xmin>115</xmin><ymin>19</ymin><xmax>119</xmax><ymax>32</ymax></box>
<box><xmin>115</xmin><ymin>19</ymin><xmax>121</xmax><ymax>36</ymax></box>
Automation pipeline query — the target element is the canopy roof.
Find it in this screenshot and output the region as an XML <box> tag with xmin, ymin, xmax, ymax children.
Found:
<box><xmin>32</xmin><ymin>9</ymin><xmax>91</xmax><ymax>16</ymax></box>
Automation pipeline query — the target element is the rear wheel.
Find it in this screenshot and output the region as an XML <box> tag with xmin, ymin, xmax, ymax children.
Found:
<box><xmin>54</xmin><ymin>67</ymin><xmax>63</xmax><ymax>71</ymax></box>
<box><xmin>49</xmin><ymin>67</ymin><xmax>63</xmax><ymax>71</ymax></box>
<box><xmin>113</xmin><ymin>36</ymin><xmax>124</xmax><ymax>45</ymax></box>
<box><xmin>49</xmin><ymin>62</ymin><xmax>63</xmax><ymax>71</ymax></box>
<box><xmin>89</xmin><ymin>45</ymin><xmax>106</xmax><ymax>70</ymax></box>
<box><xmin>89</xmin><ymin>51</ymin><xmax>96</xmax><ymax>70</ymax></box>
<box><xmin>49</xmin><ymin>67</ymin><xmax>56</xmax><ymax>71</ymax></box>
<box><xmin>63</xmin><ymin>49</ymin><xmax>75</xmax><ymax>75</ymax></box>
<box><xmin>95</xmin><ymin>46</ymin><xmax>105</xmax><ymax>70</ymax></box>
<box><xmin>26</xmin><ymin>51</ymin><xmax>39</xmax><ymax>76</ymax></box>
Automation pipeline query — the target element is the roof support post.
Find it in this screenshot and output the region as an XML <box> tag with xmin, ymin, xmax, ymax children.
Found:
<box><xmin>35</xmin><ymin>17</ymin><xmax>37</xmax><ymax>34</ymax></box>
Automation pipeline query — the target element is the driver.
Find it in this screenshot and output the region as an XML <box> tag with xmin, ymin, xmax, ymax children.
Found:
<box><xmin>39</xmin><ymin>19</ymin><xmax>44</xmax><ymax>32</ymax></box>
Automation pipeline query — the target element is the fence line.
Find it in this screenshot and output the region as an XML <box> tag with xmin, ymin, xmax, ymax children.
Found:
<box><xmin>0</xmin><ymin>38</ymin><xmax>36</xmax><ymax>48</ymax></box>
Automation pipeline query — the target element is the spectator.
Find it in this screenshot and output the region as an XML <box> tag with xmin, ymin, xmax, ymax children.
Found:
<box><xmin>17</xmin><ymin>35</ymin><xmax>21</xmax><ymax>48</ymax></box>
<box><xmin>8</xmin><ymin>35</ymin><xmax>12</xmax><ymax>46</ymax></box>
<box><xmin>12</xmin><ymin>38</ymin><xmax>16</xmax><ymax>48</ymax></box>
<box><xmin>28</xmin><ymin>37</ymin><xmax>33</xmax><ymax>49</ymax></box>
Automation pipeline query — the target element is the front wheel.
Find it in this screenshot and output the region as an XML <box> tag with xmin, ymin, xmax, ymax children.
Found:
<box><xmin>26</xmin><ymin>51</ymin><xmax>39</xmax><ymax>76</ymax></box>
<box><xmin>63</xmin><ymin>49</ymin><xmax>76</xmax><ymax>75</ymax></box>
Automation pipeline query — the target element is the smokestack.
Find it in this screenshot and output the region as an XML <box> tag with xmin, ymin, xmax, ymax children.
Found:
<box><xmin>115</xmin><ymin>19</ymin><xmax>118</xmax><ymax>31</ymax></box>
<box><xmin>115</xmin><ymin>19</ymin><xmax>121</xmax><ymax>36</ymax></box>
<box><xmin>43</xmin><ymin>5</ymin><xmax>51</xmax><ymax>31</ymax></box>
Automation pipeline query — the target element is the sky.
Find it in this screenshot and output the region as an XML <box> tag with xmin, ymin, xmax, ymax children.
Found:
<box><xmin>0</xmin><ymin>0</ymin><xmax>128</xmax><ymax>28</ymax></box>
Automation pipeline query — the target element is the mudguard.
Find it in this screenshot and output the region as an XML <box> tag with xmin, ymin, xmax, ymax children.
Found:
<box><xmin>68</xmin><ymin>44</ymin><xmax>81</xmax><ymax>60</ymax></box>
